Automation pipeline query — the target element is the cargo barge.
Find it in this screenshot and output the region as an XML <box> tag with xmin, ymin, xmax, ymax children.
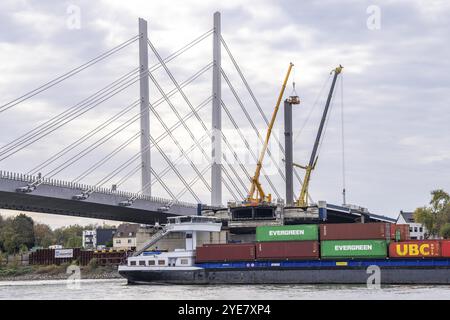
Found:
<box><xmin>118</xmin><ymin>216</ymin><xmax>450</xmax><ymax>285</ymax></box>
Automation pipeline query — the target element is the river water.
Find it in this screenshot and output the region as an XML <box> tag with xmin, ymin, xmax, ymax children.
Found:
<box><xmin>0</xmin><ymin>279</ymin><xmax>449</xmax><ymax>299</ymax></box>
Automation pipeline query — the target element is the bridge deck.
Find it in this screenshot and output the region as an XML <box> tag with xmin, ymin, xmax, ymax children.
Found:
<box><xmin>0</xmin><ymin>172</ymin><xmax>197</xmax><ymax>224</ymax></box>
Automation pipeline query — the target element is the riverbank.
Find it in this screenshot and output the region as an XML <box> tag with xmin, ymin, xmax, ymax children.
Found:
<box><xmin>0</xmin><ymin>264</ymin><xmax>122</xmax><ymax>281</ymax></box>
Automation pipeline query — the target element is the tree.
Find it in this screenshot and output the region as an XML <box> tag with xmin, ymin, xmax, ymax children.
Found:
<box><xmin>11</xmin><ymin>214</ymin><xmax>34</xmax><ymax>250</ymax></box>
<box><xmin>65</xmin><ymin>236</ymin><xmax>82</xmax><ymax>248</ymax></box>
<box><xmin>54</xmin><ymin>224</ymin><xmax>84</xmax><ymax>248</ymax></box>
<box><xmin>440</xmin><ymin>223</ymin><xmax>450</xmax><ymax>239</ymax></box>
<box><xmin>0</xmin><ymin>214</ymin><xmax>34</xmax><ymax>254</ymax></box>
<box><xmin>413</xmin><ymin>207</ymin><xmax>435</xmax><ymax>238</ymax></box>
<box><xmin>34</xmin><ymin>223</ymin><xmax>55</xmax><ymax>248</ymax></box>
<box><xmin>414</xmin><ymin>189</ymin><xmax>450</xmax><ymax>238</ymax></box>
<box><xmin>0</xmin><ymin>222</ymin><xmax>19</xmax><ymax>254</ymax></box>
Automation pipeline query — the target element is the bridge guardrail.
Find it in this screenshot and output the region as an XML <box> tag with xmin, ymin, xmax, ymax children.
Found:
<box><xmin>0</xmin><ymin>170</ymin><xmax>197</xmax><ymax>209</ymax></box>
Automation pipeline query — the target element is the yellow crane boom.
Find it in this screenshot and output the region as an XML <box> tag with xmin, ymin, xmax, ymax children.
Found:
<box><xmin>247</xmin><ymin>63</ymin><xmax>294</xmax><ymax>204</ymax></box>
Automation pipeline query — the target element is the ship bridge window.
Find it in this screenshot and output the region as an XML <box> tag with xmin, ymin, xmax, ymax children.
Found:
<box><xmin>139</xmin><ymin>261</ymin><xmax>145</xmax><ymax>266</ymax></box>
<box><xmin>148</xmin><ymin>260</ymin><xmax>155</xmax><ymax>266</ymax></box>
<box><xmin>158</xmin><ymin>260</ymin><xmax>166</xmax><ymax>266</ymax></box>
<box><xmin>130</xmin><ymin>261</ymin><xmax>136</xmax><ymax>266</ymax></box>
<box><xmin>180</xmin><ymin>259</ymin><xmax>189</xmax><ymax>265</ymax></box>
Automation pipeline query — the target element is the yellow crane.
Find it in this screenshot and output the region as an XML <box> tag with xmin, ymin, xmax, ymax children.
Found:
<box><xmin>296</xmin><ymin>65</ymin><xmax>343</xmax><ymax>207</ymax></box>
<box><xmin>246</xmin><ymin>63</ymin><xmax>297</xmax><ymax>205</ymax></box>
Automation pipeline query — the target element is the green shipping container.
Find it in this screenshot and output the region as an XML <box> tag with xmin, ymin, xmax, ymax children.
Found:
<box><xmin>256</xmin><ymin>225</ymin><xmax>319</xmax><ymax>242</ymax></box>
<box><xmin>321</xmin><ymin>240</ymin><xmax>388</xmax><ymax>259</ymax></box>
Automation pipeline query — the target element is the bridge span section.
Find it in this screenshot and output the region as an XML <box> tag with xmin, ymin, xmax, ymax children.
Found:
<box><xmin>0</xmin><ymin>171</ymin><xmax>197</xmax><ymax>224</ymax></box>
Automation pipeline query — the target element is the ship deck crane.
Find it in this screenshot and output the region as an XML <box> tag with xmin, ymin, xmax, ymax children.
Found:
<box><xmin>296</xmin><ymin>65</ymin><xmax>343</xmax><ymax>207</ymax></box>
<box><xmin>246</xmin><ymin>63</ymin><xmax>298</xmax><ymax>205</ymax></box>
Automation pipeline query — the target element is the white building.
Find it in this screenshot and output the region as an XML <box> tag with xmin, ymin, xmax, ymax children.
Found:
<box><xmin>397</xmin><ymin>211</ymin><xmax>426</xmax><ymax>240</ymax></box>
<box><xmin>82</xmin><ymin>230</ymin><xmax>96</xmax><ymax>249</ymax></box>
<box><xmin>113</xmin><ymin>223</ymin><xmax>139</xmax><ymax>250</ymax></box>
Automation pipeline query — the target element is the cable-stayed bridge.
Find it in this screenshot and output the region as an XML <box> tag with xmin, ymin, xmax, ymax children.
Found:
<box><xmin>0</xmin><ymin>12</ymin><xmax>311</xmax><ymax>224</ymax></box>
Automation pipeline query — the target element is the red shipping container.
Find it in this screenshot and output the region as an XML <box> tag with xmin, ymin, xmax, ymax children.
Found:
<box><xmin>320</xmin><ymin>223</ymin><xmax>391</xmax><ymax>240</ymax></box>
<box><xmin>389</xmin><ymin>240</ymin><xmax>441</xmax><ymax>258</ymax></box>
<box><xmin>196</xmin><ymin>243</ymin><xmax>255</xmax><ymax>262</ymax></box>
<box><xmin>441</xmin><ymin>240</ymin><xmax>450</xmax><ymax>257</ymax></box>
<box><xmin>390</xmin><ymin>224</ymin><xmax>410</xmax><ymax>241</ymax></box>
<box><xmin>256</xmin><ymin>241</ymin><xmax>319</xmax><ymax>260</ymax></box>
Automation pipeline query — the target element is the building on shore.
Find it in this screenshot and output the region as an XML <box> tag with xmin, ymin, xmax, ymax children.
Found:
<box><xmin>83</xmin><ymin>228</ymin><xmax>117</xmax><ymax>249</ymax></box>
<box><xmin>113</xmin><ymin>224</ymin><xmax>139</xmax><ymax>250</ymax></box>
<box><xmin>397</xmin><ymin>211</ymin><xmax>426</xmax><ymax>240</ymax></box>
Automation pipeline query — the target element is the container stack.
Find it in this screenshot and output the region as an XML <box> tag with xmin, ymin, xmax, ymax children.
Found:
<box><xmin>319</xmin><ymin>223</ymin><xmax>391</xmax><ymax>259</ymax></box>
<box><xmin>194</xmin><ymin>222</ymin><xmax>450</xmax><ymax>263</ymax></box>
<box><xmin>255</xmin><ymin>225</ymin><xmax>319</xmax><ymax>260</ymax></box>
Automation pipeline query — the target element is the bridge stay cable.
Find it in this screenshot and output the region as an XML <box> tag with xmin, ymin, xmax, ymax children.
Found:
<box><xmin>1</xmin><ymin>32</ymin><xmax>213</xmax><ymax>159</ymax></box>
<box><xmin>27</xmin><ymin>99</ymin><xmax>140</xmax><ymax>175</ymax></box>
<box><xmin>114</xmin><ymin>163</ymin><xmax>142</xmax><ymax>188</ymax></box>
<box><xmin>72</xmin><ymin>131</ymin><xmax>141</xmax><ymax>183</ymax></box>
<box><xmin>119</xmin><ymin>133</ymin><xmax>210</xmax><ymax>207</ymax></box>
<box><xmin>221</xmin><ymin>36</ymin><xmax>309</xmax><ymax>193</ymax></box>
<box><xmin>0</xmin><ymin>72</ymin><xmax>144</xmax><ymax>162</ymax></box>
<box><xmin>29</xmin><ymin>64</ymin><xmax>212</xmax><ymax>177</ymax></box>
<box><xmin>221</xmin><ymin>100</ymin><xmax>283</xmax><ymax>200</ymax></box>
<box><xmin>0</xmin><ymin>35</ymin><xmax>139</xmax><ymax>115</ymax></box>
<box><xmin>22</xmin><ymin>75</ymin><xmax>212</xmax><ymax>192</ymax></box>
<box><xmin>221</xmin><ymin>69</ymin><xmax>287</xmax><ymax>199</ymax></box>
<box><xmin>176</xmin><ymin>164</ymin><xmax>211</xmax><ymax>200</ymax></box>
<box><xmin>76</xmin><ymin>96</ymin><xmax>212</xmax><ymax>185</ymax></box>
<box><xmin>0</xmin><ymin>68</ymin><xmax>141</xmax><ymax>157</ymax></box>
<box><xmin>42</xmin><ymin>112</ymin><xmax>143</xmax><ymax>181</ymax></box>
<box><xmin>147</xmin><ymin>38</ymin><xmax>254</xmax><ymax>201</ymax></box>
<box><xmin>148</xmin><ymin>65</ymin><xmax>244</xmax><ymax>201</ymax></box>
<box><xmin>148</xmin><ymin>94</ymin><xmax>212</xmax><ymax>193</ymax></box>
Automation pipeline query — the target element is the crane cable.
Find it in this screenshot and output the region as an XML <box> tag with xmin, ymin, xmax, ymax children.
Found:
<box><xmin>220</xmin><ymin>36</ymin><xmax>305</xmax><ymax>190</ymax></box>
<box><xmin>340</xmin><ymin>74</ymin><xmax>347</xmax><ymax>205</ymax></box>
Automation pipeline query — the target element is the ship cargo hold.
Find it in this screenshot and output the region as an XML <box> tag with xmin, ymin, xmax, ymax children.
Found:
<box><xmin>255</xmin><ymin>241</ymin><xmax>319</xmax><ymax>260</ymax></box>
<box><xmin>320</xmin><ymin>223</ymin><xmax>391</xmax><ymax>240</ymax></box>
<box><xmin>256</xmin><ymin>225</ymin><xmax>318</xmax><ymax>242</ymax></box>
<box><xmin>321</xmin><ymin>240</ymin><xmax>388</xmax><ymax>259</ymax></box>
<box><xmin>389</xmin><ymin>240</ymin><xmax>441</xmax><ymax>258</ymax></box>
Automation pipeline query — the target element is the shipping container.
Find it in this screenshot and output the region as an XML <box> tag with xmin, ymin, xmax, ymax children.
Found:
<box><xmin>389</xmin><ymin>240</ymin><xmax>441</xmax><ymax>258</ymax></box>
<box><xmin>390</xmin><ymin>224</ymin><xmax>410</xmax><ymax>241</ymax></box>
<box><xmin>321</xmin><ymin>240</ymin><xmax>388</xmax><ymax>259</ymax></box>
<box><xmin>320</xmin><ymin>223</ymin><xmax>391</xmax><ymax>240</ymax></box>
<box><xmin>255</xmin><ymin>241</ymin><xmax>319</xmax><ymax>260</ymax></box>
<box><xmin>196</xmin><ymin>243</ymin><xmax>255</xmax><ymax>262</ymax></box>
<box><xmin>441</xmin><ymin>240</ymin><xmax>450</xmax><ymax>258</ymax></box>
<box><xmin>256</xmin><ymin>224</ymin><xmax>318</xmax><ymax>242</ymax></box>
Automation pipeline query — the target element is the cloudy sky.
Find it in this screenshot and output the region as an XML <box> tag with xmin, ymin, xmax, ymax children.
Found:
<box><xmin>0</xmin><ymin>0</ymin><xmax>449</xmax><ymax>228</ymax></box>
